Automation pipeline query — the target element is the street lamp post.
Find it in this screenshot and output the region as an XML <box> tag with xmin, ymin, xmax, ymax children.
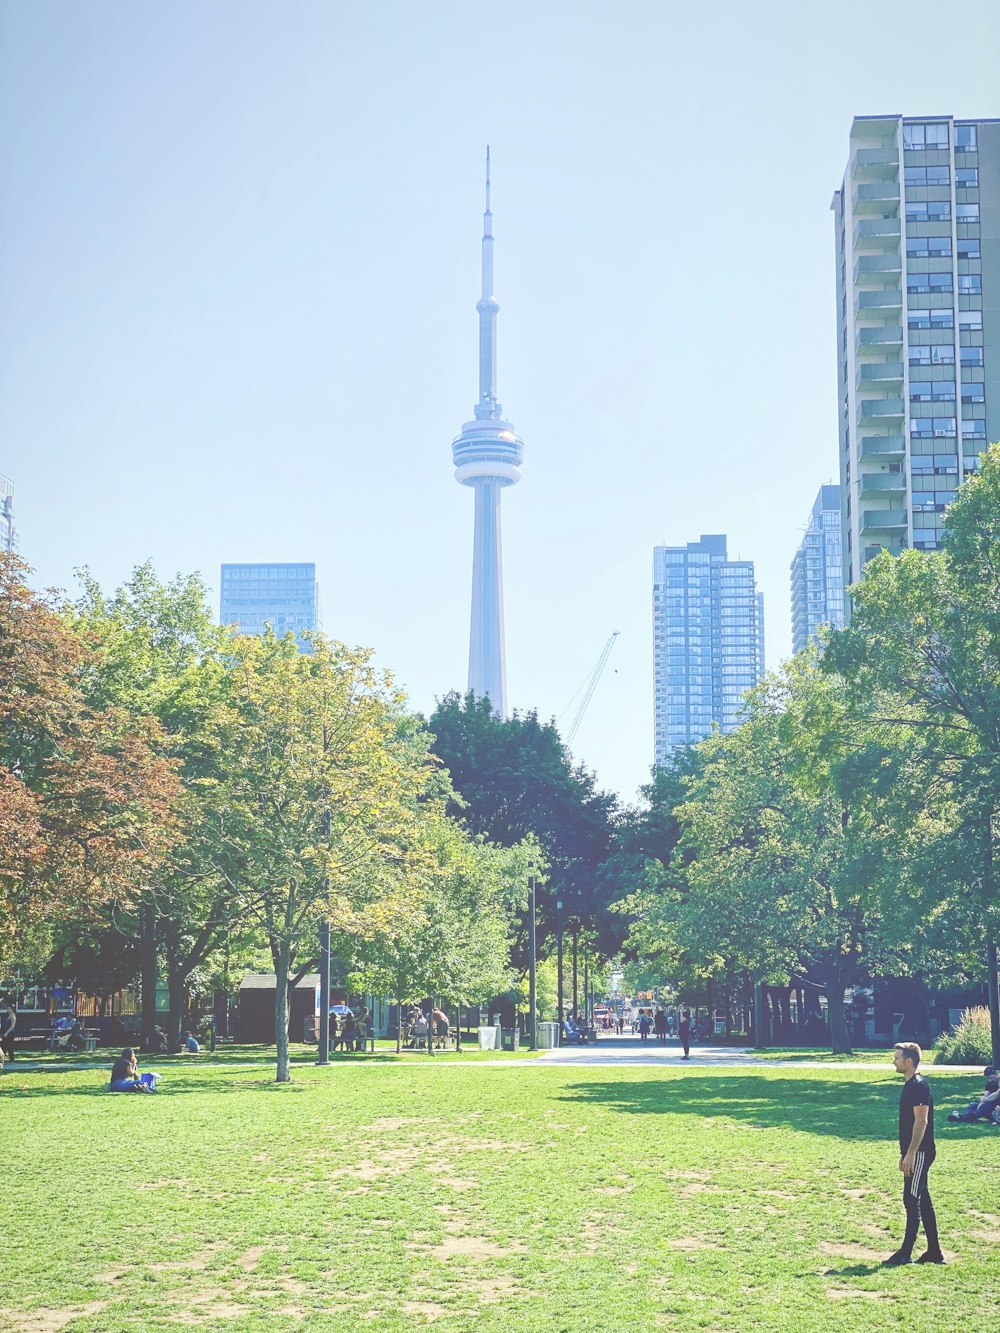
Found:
<box><xmin>556</xmin><ymin>898</ymin><xmax>564</xmax><ymax>1024</ymax></box>
<box><xmin>528</xmin><ymin>866</ymin><xmax>538</xmax><ymax>1050</ymax></box>
<box><xmin>317</xmin><ymin>918</ymin><xmax>331</xmax><ymax>1065</ymax></box>
<box><xmin>572</xmin><ymin>925</ymin><xmax>579</xmax><ymax>1020</ymax></box>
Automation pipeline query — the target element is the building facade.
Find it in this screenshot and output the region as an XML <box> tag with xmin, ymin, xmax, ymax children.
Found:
<box><xmin>790</xmin><ymin>484</ymin><xmax>845</xmax><ymax>654</ymax></box>
<box><xmin>219</xmin><ymin>563</ymin><xmax>320</xmax><ymax>652</ymax></box>
<box><xmin>653</xmin><ymin>535</ymin><xmax>764</xmax><ymax>765</ymax></box>
<box><xmin>832</xmin><ymin>115</ymin><xmax>999</xmax><ymax>598</ymax></box>
<box><xmin>451</xmin><ymin>150</ymin><xmax>524</xmax><ymax>718</ymax></box>
<box><xmin>1</xmin><ymin>474</ymin><xmax>18</xmax><ymax>554</ymax></box>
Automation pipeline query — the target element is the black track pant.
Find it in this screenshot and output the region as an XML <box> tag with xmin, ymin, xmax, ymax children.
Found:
<box><xmin>901</xmin><ymin>1150</ymin><xmax>940</xmax><ymax>1256</ymax></box>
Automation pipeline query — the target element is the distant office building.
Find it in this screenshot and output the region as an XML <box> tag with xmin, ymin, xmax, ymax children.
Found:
<box><xmin>1</xmin><ymin>474</ymin><xmax>18</xmax><ymax>554</ymax></box>
<box><xmin>653</xmin><ymin>534</ymin><xmax>765</xmax><ymax>765</ymax></box>
<box><xmin>790</xmin><ymin>484</ymin><xmax>845</xmax><ymax>654</ymax></box>
<box><xmin>220</xmin><ymin>563</ymin><xmax>320</xmax><ymax>652</ymax></box>
<box><xmin>832</xmin><ymin>115</ymin><xmax>998</xmax><ymax>598</ymax></box>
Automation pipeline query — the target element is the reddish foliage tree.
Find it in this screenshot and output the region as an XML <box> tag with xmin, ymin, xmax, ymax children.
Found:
<box><xmin>0</xmin><ymin>553</ymin><xmax>181</xmax><ymax>971</ymax></box>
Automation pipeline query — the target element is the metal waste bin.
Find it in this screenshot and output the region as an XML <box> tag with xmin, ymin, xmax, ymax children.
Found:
<box><xmin>501</xmin><ymin>1027</ymin><xmax>518</xmax><ymax>1052</ymax></box>
<box><xmin>537</xmin><ymin>1021</ymin><xmax>560</xmax><ymax>1049</ymax></box>
<box><xmin>477</xmin><ymin>1025</ymin><xmax>500</xmax><ymax>1051</ymax></box>
<box><xmin>303</xmin><ymin>1015</ymin><xmax>318</xmax><ymax>1043</ymax></box>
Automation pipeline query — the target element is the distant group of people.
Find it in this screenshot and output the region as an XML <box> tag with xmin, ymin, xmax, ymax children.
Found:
<box><xmin>631</xmin><ymin>1007</ymin><xmax>692</xmax><ymax>1056</ymax></box>
<box><xmin>402</xmin><ymin>1005</ymin><xmax>449</xmax><ymax>1049</ymax></box>
<box><xmin>332</xmin><ymin>1004</ymin><xmax>371</xmax><ymax>1052</ymax></box>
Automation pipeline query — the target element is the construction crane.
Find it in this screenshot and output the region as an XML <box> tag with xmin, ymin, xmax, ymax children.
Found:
<box><xmin>563</xmin><ymin>632</ymin><xmax>620</xmax><ymax>747</ymax></box>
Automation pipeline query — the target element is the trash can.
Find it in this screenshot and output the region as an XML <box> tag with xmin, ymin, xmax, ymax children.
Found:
<box><xmin>501</xmin><ymin>1027</ymin><xmax>518</xmax><ymax>1052</ymax></box>
<box><xmin>537</xmin><ymin>1021</ymin><xmax>560</xmax><ymax>1049</ymax></box>
<box><xmin>477</xmin><ymin>1025</ymin><xmax>499</xmax><ymax>1051</ymax></box>
<box><xmin>303</xmin><ymin>1016</ymin><xmax>318</xmax><ymax>1043</ymax></box>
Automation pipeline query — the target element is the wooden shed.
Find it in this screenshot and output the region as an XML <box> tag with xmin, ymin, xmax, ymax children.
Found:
<box><xmin>236</xmin><ymin>973</ymin><xmax>321</xmax><ymax>1045</ymax></box>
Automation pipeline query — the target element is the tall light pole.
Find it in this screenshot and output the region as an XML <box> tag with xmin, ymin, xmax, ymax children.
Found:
<box><xmin>317</xmin><ymin>919</ymin><xmax>330</xmax><ymax>1065</ymax></box>
<box><xmin>571</xmin><ymin>924</ymin><xmax>579</xmax><ymax>1020</ymax></box>
<box><xmin>556</xmin><ymin>898</ymin><xmax>564</xmax><ymax>1024</ymax></box>
<box><xmin>528</xmin><ymin>865</ymin><xmax>537</xmax><ymax>1050</ymax></box>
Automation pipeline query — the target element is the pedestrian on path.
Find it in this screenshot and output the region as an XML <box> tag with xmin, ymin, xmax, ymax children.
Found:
<box><xmin>883</xmin><ymin>1041</ymin><xmax>945</xmax><ymax>1267</ymax></box>
<box><xmin>637</xmin><ymin>1012</ymin><xmax>651</xmax><ymax>1044</ymax></box>
<box><xmin>678</xmin><ymin>1010</ymin><xmax>691</xmax><ymax>1059</ymax></box>
<box><xmin>653</xmin><ymin>1009</ymin><xmax>668</xmax><ymax>1044</ymax></box>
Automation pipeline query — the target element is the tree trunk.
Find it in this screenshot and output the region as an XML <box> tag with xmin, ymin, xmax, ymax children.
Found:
<box><xmin>274</xmin><ymin>938</ymin><xmax>292</xmax><ymax>1083</ymax></box>
<box><xmin>166</xmin><ymin>954</ymin><xmax>185</xmax><ymax>1054</ymax></box>
<box><xmin>826</xmin><ymin>965</ymin><xmax>854</xmax><ymax>1056</ymax></box>
<box><xmin>140</xmin><ymin>900</ymin><xmax>158</xmax><ymax>1049</ymax></box>
<box><xmin>988</xmin><ymin>938</ymin><xmax>1000</xmax><ymax>1068</ymax></box>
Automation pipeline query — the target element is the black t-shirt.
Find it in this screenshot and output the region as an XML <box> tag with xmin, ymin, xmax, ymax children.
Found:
<box><xmin>110</xmin><ymin>1055</ymin><xmax>135</xmax><ymax>1084</ymax></box>
<box><xmin>898</xmin><ymin>1073</ymin><xmax>935</xmax><ymax>1158</ymax></box>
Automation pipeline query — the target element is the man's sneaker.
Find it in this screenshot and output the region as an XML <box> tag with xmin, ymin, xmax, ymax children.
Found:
<box><xmin>915</xmin><ymin>1251</ymin><xmax>946</xmax><ymax>1265</ymax></box>
<box><xmin>882</xmin><ymin>1251</ymin><xmax>913</xmax><ymax>1267</ymax></box>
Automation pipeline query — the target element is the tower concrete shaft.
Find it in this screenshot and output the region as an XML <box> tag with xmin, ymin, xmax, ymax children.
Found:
<box><xmin>452</xmin><ymin>149</ymin><xmax>524</xmax><ymax>717</ymax></box>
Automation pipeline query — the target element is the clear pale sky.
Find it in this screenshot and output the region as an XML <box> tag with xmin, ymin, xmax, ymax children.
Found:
<box><xmin>2</xmin><ymin>1</ymin><xmax>998</xmax><ymax>802</ymax></box>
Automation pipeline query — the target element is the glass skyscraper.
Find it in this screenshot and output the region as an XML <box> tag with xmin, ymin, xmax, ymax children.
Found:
<box><xmin>653</xmin><ymin>535</ymin><xmax>764</xmax><ymax>765</ymax></box>
<box><xmin>832</xmin><ymin>115</ymin><xmax>998</xmax><ymax>597</ymax></box>
<box><xmin>790</xmin><ymin>484</ymin><xmax>845</xmax><ymax>654</ymax></box>
<box><xmin>219</xmin><ymin>563</ymin><xmax>321</xmax><ymax>652</ymax></box>
<box><xmin>1</xmin><ymin>474</ymin><xmax>18</xmax><ymax>554</ymax></box>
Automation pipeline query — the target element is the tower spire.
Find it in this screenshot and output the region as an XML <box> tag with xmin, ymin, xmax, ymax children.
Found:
<box><xmin>477</xmin><ymin>145</ymin><xmax>499</xmax><ymax>417</ymax></box>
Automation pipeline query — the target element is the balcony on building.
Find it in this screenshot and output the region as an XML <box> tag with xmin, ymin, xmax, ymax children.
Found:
<box><xmin>860</xmin><ymin>433</ymin><xmax>906</xmax><ymax>460</ymax></box>
<box><xmin>855</xmin><ymin>287</ymin><xmax>903</xmax><ymax>320</ymax></box>
<box><xmin>863</xmin><ymin>538</ymin><xmax>907</xmax><ymax>564</ymax></box>
<box><xmin>857</xmin><ymin>323</ymin><xmax>903</xmax><ymax>353</ymax></box>
<box><xmin>853</xmin><ymin>217</ymin><xmax>902</xmax><ymax>252</ymax></box>
<box><xmin>856</xmin><ymin>361</ymin><xmax>904</xmax><ymax>392</ymax></box>
<box><xmin>857</xmin><ymin>398</ymin><xmax>905</xmax><ymax>429</ymax></box>
<box><xmin>852</xmin><ymin>181</ymin><xmax>900</xmax><ymax>215</ymax></box>
<box><xmin>851</xmin><ymin>145</ymin><xmax>900</xmax><ymax>181</ymax></box>
<box><xmin>860</xmin><ymin>472</ymin><xmax>906</xmax><ymax>498</ymax></box>
<box><xmin>862</xmin><ymin>508</ymin><xmax>908</xmax><ymax>531</ymax></box>
<box><xmin>854</xmin><ymin>254</ymin><xmax>902</xmax><ymax>287</ymax></box>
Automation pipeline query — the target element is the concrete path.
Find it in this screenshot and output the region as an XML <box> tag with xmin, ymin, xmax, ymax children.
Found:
<box><xmin>536</xmin><ymin>1035</ymin><xmax>757</xmax><ymax>1066</ymax></box>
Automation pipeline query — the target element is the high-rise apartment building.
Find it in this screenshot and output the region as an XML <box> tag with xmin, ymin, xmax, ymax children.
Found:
<box><xmin>1</xmin><ymin>474</ymin><xmax>18</xmax><ymax>554</ymax></box>
<box><xmin>653</xmin><ymin>535</ymin><xmax>764</xmax><ymax>765</ymax></box>
<box><xmin>790</xmin><ymin>484</ymin><xmax>845</xmax><ymax>654</ymax></box>
<box><xmin>220</xmin><ymin>563</ymin><xmax>321</xmax><ymax>652</ymax></box>
<box><xmin>833</xmin><ymin>115</ymin><xmax>999</xmax><ymax>597</ymax></box>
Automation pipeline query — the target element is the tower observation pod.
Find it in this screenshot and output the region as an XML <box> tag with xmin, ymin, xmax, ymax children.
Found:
<box><xmin>452</xmin><ymin>148</ymin><xmax>524</xmax><ymax>718</ymax></box>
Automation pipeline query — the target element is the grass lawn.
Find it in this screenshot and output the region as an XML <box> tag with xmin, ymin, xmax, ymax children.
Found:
<box><xmin>1</xmin><ymin>1055</ymin><xmax>997</xmax><ymax>1332</ymax></box>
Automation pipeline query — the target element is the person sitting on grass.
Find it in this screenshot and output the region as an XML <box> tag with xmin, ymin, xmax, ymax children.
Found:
<box><xmin>109</xmin><ymin>1047</ymin><xmax>155</xmax><ymax>1093</ymax></box>
<box><xmin>181</xmin><ymin>1029</ymin><xmax>201</xmax><ymax>1054</ymax></box>
<box><xmin>947</xmin><ymin>1066</ymin><xmax>1000</xmax><ymax>1123</ymax></box>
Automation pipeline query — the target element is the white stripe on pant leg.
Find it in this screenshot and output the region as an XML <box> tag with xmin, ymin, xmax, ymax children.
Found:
<box><xmin>910</xmin><ymin>1151</ymin><xmax>925</xmax><ymax>1200</ymax></box>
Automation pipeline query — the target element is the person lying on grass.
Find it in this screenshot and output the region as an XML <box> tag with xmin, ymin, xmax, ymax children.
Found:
<box><xmin>109</xmin><ymin>1047</ymin><xmax>156</xmax><ymax>1093</ymax></box>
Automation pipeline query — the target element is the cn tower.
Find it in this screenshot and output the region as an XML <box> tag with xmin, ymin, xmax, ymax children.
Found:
<box><xmin>451</xmin><ymin>148</ymin><xmax>524</xmax><ymax>717</ymax></box>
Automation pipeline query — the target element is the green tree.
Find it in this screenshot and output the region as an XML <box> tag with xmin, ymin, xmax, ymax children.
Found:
<box><xmin>69</xmin><ymin>564</ymin><xmax>242</xmax><ymax>1048</ymax></box>
<box><xmin>205</xmin><ymin>631</ymin><xmax>444</xmax><ymax>1082</ymax></box>
<box><xmin>427</xmin><ymin>692</ymin><xmax>619</xmax><ymax>965</ymax></box>
<box><xmin>825</xmin><ymin>440</ymin><xmax>1000</xmax><ymax>1060</ymax></box>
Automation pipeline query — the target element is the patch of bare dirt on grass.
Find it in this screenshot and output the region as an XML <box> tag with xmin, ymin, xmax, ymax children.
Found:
<box><xmin>760</xmin><ymin>1189</ymin><xmax>796</xmax><ymax>1200</ymax></box>
<box><xmin>969</xmin><ymin>1209</ymin><xmax>1000</xmax><ymax>1227</ymax></box>
<box><xmin>464</xmin><ymin>1275</ymin><xmax>526</xmax><ymax>1304</ymax></box>
<box><xmin>400</xmin><ymin>1301</ymin><xmax>449</xmax><ymax>1321</ymax></box>
<box><xmin>826</xmin><ymin>1289</ymin><xmax>892</xmax><ymax>1302</ymax></box>
<box><xmin>369</xmin><ymin>1116</ymin><xmax>436</xmax><ymax>1132</ymax></box>
<box><xmin>818</xmin><ymin>1241</ymin><xmax>885</xmax><ymax>1262</ymax></box>
<box><xmin>664</xmin><ymin>1168</ymin><xmax>713</xmax><ymax>1182</ymax></box>
<box><xmin>971</xmin><ymin>1227</ymin><xmax>1000</xmax><ymax>1243</ymax></box>
<box><xmin>839</xmin><ymin>1188</ymin><xmax>870</xmax><ymax>1200</ymax></box>
<box><xmin>680</xmin><ymin>1182</ymin><xmax>721</xmax><ymax>1197</ymax></box>
<box><xmin>5</xmin><ymin>1303</ymin><xmax>108</xmax><ymax>1332</ymax></box>
<box><xmin>410</xmin><ymin>1235</ymin><xmax>526</xmax><ymax>1262</ymax></box>
<box><xmin>594</xmin><ymin>1184</ymin><xmax>633</xmax><ymax>1196</ymax></box>
<box><xmin>94</xmin><ymin>1269</ymin><xmax>127</xmax><ymax>1283</ymax></box>
<box><xmin>239</xmin><ymin>1246</ymin><xmax>269</xmax><ymax>1268</ymax></box>
<box><xmin>667</xmin><ymin>1236</ymin><xmax>721</xmax><ymax>1252</ymax></box>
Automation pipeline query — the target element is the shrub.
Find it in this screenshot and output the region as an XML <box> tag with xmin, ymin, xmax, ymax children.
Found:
<box><xmin>932</xmin><ymin>1006</ymin><xmax>993</xmax><ymax>1065</ymax></box>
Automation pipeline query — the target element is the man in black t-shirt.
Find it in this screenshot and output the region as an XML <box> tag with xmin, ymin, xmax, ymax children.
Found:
<box><xmin>883</xmin><ymin>1041</ymin><xmax>945</xmax><ymax>1266</ymax></box>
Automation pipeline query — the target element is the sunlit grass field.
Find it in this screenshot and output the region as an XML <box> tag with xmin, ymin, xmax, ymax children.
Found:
<box><xmin>1</xmin><ymin>1054</ymin><xmax>996</xmax><ymax>1332</ymax></box>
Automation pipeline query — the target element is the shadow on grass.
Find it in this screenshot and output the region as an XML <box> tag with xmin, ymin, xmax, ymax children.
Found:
<box><xmin>556</xmin><ymin>1073</ymin><xmax>980</xmax><ymax>1141</ymax></box>
<box><xmin>822</xmin><ymin>1263</ymin><xmax>885</xmax><ymax>1277</ymax></box>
